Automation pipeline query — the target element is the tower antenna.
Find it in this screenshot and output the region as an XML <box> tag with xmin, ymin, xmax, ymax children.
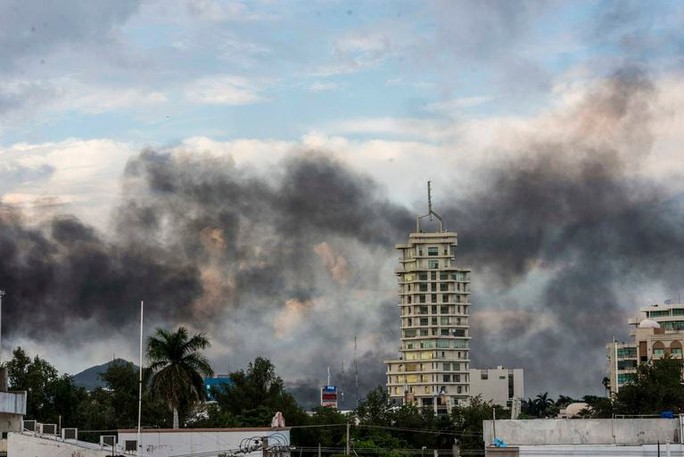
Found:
<box><xmin>417</xmin><ymin>181</ymin><xmax>444</xmax><ymax>232</ymax></box>
<box><xmin>427</xmin><ymin>181</ymin><xmax>433</xmax><ymax>221</ymax></box>
<box><xmin>354</xmin><ymin>335</ymin><xmax>359</xmax><ymax>407</ymax></box>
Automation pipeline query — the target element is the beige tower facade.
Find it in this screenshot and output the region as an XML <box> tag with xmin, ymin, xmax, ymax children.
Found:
<box><xmin>385</xmin><ymin>198</ymin><xmax>471</xmax><ymax>411</ymax></box>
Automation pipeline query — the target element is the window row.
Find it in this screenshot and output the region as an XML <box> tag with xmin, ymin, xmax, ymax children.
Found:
<box><xmin>404</xmin><ymin>317</ymin><xmax>466</xmax><ymax>327</ymax></box>
<box><xmin>403</xmin><ymin>294</ymin><xmax>470</xmax><ymax>304</ymax></box>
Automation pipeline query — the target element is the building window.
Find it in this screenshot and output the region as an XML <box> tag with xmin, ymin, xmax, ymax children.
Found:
<box><xmin>419</xmin><ymin>273</ymin><xmax>428</xmax><ymax>280</ymax></box>
<box><xmin>428</xmin><ymin>247</ymin><xmax>438</xmax><ymax>256</ymax></box>
<box><xmin>443</xmin><ymin>375</ymin><xmax>451</xmax><ymax>382</ymax></box>
<box><xmin>428</xmin><ymin>260</ymin><xmax>439</xmax><ymax>269</ymax></box>
<box><xmin>431</xmin><ymin>271</ymin><xmax>437</xmax><ymax>280</ymax></box>
<box><xmin>431</xmin><ymin>294</ymin><xmax>437</xmax><ymax>303</ymax></box>
<box><xmin>440</xmin><ymin>305</ymin><xmax>449</xmax><ymax>314</ymax></box>
<box><xmin>481</xmin><ymin>370</ymin><xmax>488</xmax><ymax>380</ymax></box>
<box><xmin>618</xmin><ymin>373</ymin><xmax>636</xmax><ymax>384</ymax></box>
<box><xmin>420</xmin><ymin>318</ymin><xmax>429</xmax><ymax>326</ymax></box>
<box><xmin>653</xmin><ymin>348</ymin><xmax>665</xmax><ymax>358</ymax></box>
<box><xmin>419</xmin><ymin>306</ymin><xmax>428</xmax><ymax>314</ymax></box>
<box><xmin>419</xmin><ymin>295</ymin><xmax>426</xmax><ymax>303</ymax></box>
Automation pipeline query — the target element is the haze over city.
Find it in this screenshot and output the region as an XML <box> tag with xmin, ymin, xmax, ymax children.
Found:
<box><xmin>0</xmin><ymin>0</ymin><xmax>683</xmax><ymax>406</ymax></box>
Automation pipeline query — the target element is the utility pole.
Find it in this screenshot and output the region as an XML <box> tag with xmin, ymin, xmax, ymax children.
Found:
<box><xmin>0</xmin><ymin>290</ymin><xmax>5</xmax><ymax>365</ymax></box>
<box><xmin>492</xmin><ymin>407</ymin><xmax>497</xmax><ymax>445</ymax></box>
<box><xmin>137</xmin><ymin>301</ymin><xmax>144</xmax><ymax>457</ymax></box>
<box><xmin>346</xmin><ymin>421</ymin><xmax>350</xmax><ymax>456</ymax></box>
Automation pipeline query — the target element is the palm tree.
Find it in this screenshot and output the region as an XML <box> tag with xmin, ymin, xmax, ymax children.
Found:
<box><xmin>146</xmin><ymin>327</ymin><xmax>214</xmax><ymax>428</ymax></box>
<box><xmin>534</xmin><ymin>392</ymin><xmax>554</xmax><ymax>418</ymax></box>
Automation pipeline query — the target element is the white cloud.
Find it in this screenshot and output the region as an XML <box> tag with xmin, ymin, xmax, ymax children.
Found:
<box><xmin>184</xmin><ymin>76</ymin><xmax>266</xmax><ymax>105</ymax></box>
<box><xmin>309</xmin><ymin>81</ymin><xmax>341</xmax><ymax>92</ymax></box>
<box><xmin>425</xmin><ymin>96</ymin><xmax>493</xmax><ymax>115</ymax></box>
<box><xmin>1</xmin><ymin>139</ymin><xmax>137</xmax><ymax>230</ymax></box>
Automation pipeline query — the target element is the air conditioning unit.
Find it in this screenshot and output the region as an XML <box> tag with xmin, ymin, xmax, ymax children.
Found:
<box><xmin>62</xmin><ymin>428</ymin><xmax>78</xmax><ymax>440</ymax></box>
<box><xmin>100</xmin><ymin>435</ymin><xmax>117</xmax><ymax>447</ymax></box>
<box><xmin>125</xmin><ymin>440</ymin><xmax>138</xmax><ymax>452</ymax></box>
<box><xmin>39</xmin><ymin>423</ymin><xmax>57</xmax><ymax>435</ymax></box>
<box><xmin>22</xmin><ymin>420</ymin><xmax>36</xmax><ymax>432</ymax></box>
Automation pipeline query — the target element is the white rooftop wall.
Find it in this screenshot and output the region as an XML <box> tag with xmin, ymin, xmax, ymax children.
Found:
<box><xmin>8</xmin><ymin>432</ymin><xmax>111</xmax><ymax>457</ymax></box>
<box><xmin>483</xmin><ymin>418</ymin><xmax>681</xmax><ymax>446</ymax></box>
<box><xmin>118</xmin><ymin>427</ymin><xmax>290</xmax><ymax>457</ymax></box>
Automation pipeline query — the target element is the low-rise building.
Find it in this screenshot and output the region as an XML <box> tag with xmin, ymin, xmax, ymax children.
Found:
<box><xmin>9</xmin><ymin>424</ymin><xmax>290</xmax><ymax>457</ymax></box>
<box><xmin>0</xmin><ymin>368</ymin><xmax>26</xmax><ymax>456</ymax></box>
<box><xmin>469</xmin><ymin>366</ymin><xmax>524</xmax><ymax>409</ymax></box>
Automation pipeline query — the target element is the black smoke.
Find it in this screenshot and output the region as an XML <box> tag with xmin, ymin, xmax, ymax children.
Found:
<box><xmin>1</xmin><ymin>68</ymin><xmax>682</xmax><ymax>401</ymax></box>
<box><xmin>444</xmin><ymin>68</ymin><xmax>684</xmax><ymax>395</ymax></box>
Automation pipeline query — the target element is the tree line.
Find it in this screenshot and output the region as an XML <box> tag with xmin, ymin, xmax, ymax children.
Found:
<box><xmin>5</xmin><ymin>326</ymin><xmax>684</xmax><ymax>456</ymax></box>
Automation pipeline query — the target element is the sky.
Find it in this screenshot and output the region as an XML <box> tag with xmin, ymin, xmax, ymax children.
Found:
<box><xmin>1</xmin><ymin>0</ymin><xmax>684</xmax><ymax>408</ymax></box>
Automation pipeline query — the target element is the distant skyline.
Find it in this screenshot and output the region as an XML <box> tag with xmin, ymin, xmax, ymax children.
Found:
<box><xmin>1</xmin><ymin>0</ymin><xmax>683</xmax><ymax>401</ymax></box>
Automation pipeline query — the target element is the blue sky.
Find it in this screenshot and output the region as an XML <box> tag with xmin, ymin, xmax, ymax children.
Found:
<box><xmin>1</xmin><ymin>0</ymin><xmax>684</xmax><ymax>399</ymax></box>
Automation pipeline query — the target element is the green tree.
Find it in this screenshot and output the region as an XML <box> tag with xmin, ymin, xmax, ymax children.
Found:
<box><xmin>6</xmin><ymin>347</ymin><xmax>59</xmax><ymax>420</ymax></box>
<box><xmin>213</xmin><ymin>357</ymin><xmax>306</xmax><ymax>427</ymax></box>
<box><xmin>614</xmin><ymin>357</ymin><xmax>684</xmax><ymax>415</ymax></box>
<box><xmin>355</xmin><ymin>386</ymin><xmax>393</xmax><ymax>426</ymax></box>
<box><xmin>582</xmin><ymin>395</ymin><xmax>613</xmax><ymax>418</ymax></box>
<box><xmin>293</xmin><ymin>406</ymin><xmax>348</xmax><ymax>456</ymax></box>
<box><xmin>146</xmin><ymin>327</ymin><xmax>214</xmax><ymax>428</ymax></box>
<box><xmin>451</xmin><ymin>395</ymin><xmax>505</xmax><ymax>453</ymax></box>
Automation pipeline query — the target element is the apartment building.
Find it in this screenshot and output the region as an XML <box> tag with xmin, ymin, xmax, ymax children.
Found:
<box><xmin>607</xmin><ymin>302</ymin><xmax>684</xmax><ymax>396</ymax></box>
<box><xmin>385</xmin><ymin>193</ymin><xmax>471</xmax><ymax>411</ymax></box>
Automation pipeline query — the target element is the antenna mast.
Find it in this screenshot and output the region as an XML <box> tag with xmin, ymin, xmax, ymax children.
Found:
<box><xmin>416</xmin><ymin>181</ymin><xmax>444</xmax><ymax>232</ymax></box>
<box><xmin>354</xmin><ymin>335</ymin><xmax>359</xmax><ymax>407</ymax></box>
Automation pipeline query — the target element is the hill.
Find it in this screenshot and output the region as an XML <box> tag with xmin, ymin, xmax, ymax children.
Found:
<box><xmin>72</xmin><ymin>359</ymin><xmax>138</xmax><ymax>390</ymax></box>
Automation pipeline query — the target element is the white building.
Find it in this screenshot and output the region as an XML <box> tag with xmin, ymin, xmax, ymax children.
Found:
<box><xmin>9</xmin><ymin>425</ymin><xmax>290</xmax><ymax>457</ymax></box>
<box><xmin>385</xmin><ymin>190</ymin><xmax>472</xmax><ymax>411</ymax></box>
<box><xmin>469</xmin><ymin>366</ymin><xmax>524</xmax><ymax>409</ymax></box>
<box><xmin>0</xmin><ymin>368</ymin><xmax>26</xmax><ymax>456</ymax></box>
<box><xmin>118</xmin><ymin>427</ymin><xmax>290</xmax><ymax>457</ymax></box>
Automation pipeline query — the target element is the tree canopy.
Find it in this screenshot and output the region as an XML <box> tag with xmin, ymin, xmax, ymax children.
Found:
<box><xmin>614</xmin><ymin>356</ymin><xmax>684</xmax><ymax>415</ymax></box>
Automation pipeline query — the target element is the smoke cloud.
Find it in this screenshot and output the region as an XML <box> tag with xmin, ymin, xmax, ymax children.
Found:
<box><xmin>449</xmin><ymin>68</ymin><xmax>684</xmax><ymax>395</ymax></box>
<box><xmin>1</xmin><ymin>68</ymin><xmax>682</xmax><ymax>403</ymax></box>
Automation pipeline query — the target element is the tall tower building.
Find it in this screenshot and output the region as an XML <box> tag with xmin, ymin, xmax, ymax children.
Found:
<box><xmin>385</xmin><ymin>184</ymin><xmax>471</xmax><ymax>411</ymax></box>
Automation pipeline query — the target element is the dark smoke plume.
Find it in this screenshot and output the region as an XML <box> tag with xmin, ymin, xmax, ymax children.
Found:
<box><xmin>1</xmin><ymin>68</ymin><xmax>682</xmax><ymax>401</ymax></box>
<box><xmin>444</xmin><ymin>68</ymin><xmax>684</xmax><ymax>395</ymax></box>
